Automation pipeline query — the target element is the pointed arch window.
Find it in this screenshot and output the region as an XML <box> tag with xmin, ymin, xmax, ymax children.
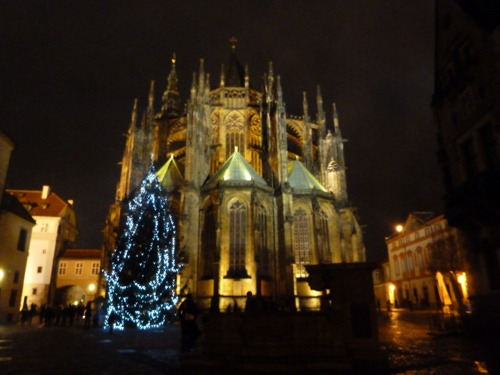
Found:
<box><xmin>202</xmin><ymin>205</ymin><xmax>217</xmax><ymax>278</ymax></box>
<box><xmin>227</xmin><ymin>200</ymin><xmax>248</xmax><ymax>278</ymax></box>
<box><xmin>319</xmin><ymin>210</ymin><xmax>332</xmax><ymax>263</ymax></box>
<box><xmin>293</xmin><ymin>208</ymin><xmax>311</xmax><ymax>278</ymax></box>
<box><xmin>255</xmin><ymin>203</ymin><xmax>271</xmax><ymax>278</ymax></box>
<box><xmin>225</xmin><ymin>112</ymin><xmax>245</xmax><ymax>158</ymax></box>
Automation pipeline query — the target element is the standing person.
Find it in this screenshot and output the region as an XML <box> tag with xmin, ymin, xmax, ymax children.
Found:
<box><xmin>83</xmin><ymin>302</ymin><xmax>92</xmax><ymax>331</ymax></box>
<box><xmin>245</xmin><ymin>291</ymin><xmax>258</xmax><ymax>313</ymax></box>
<box><xmin>178</xmin><ymin>294</ymin><xmax>199</xmax><ymax>352</ymax></box>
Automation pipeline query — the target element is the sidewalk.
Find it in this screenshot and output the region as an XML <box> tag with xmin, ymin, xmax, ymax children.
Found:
<box><xmin>0</xmin><ymin>322</ymin><xmax>181</xmax><ymax>375</ymax></box>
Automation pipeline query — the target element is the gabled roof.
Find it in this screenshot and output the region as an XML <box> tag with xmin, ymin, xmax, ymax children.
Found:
<box><xmin>60</xmin><ymin>249</ymin><xmax>101</xmax><ymax>260</ymax></box>
<box><xmin>288</xmin><ymin>159</ymin><xmax>328</xmax><ymax>192</ymax></box>
<box><xmin>1</xmin><ymin>192</ymin><xmax>36</xmax><ymax>224</ymax></box>
<box><xmin>204</xmin><ymin>148</ymin><xmax>267</xmax><ymax>189</ymax></box>
<box><xmin>156</xmin><ymin>155</ymin><xmax>184</xmax><ymax>191</ymax></box>
<box><xmin>7</xmin><ymin>188</ymin><xmax>71</xmax><ymax>217</ymax></box>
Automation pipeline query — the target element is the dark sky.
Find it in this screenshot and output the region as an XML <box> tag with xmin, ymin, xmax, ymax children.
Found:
<box><xmin>0</xmin><ymin>0</ymin><xmax>443</xmax><ymax>261</ymax></box>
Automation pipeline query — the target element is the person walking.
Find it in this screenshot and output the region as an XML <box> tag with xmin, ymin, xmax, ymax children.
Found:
<box><xmin>178</xmin><ymin>294</ymin><xmax>199</xmax><ymax>352</ymax></box>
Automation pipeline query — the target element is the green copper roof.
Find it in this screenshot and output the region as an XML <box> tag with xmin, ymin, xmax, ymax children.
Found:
<box><xmin>205</xmin><ymin>148</ymin><xmax>267</xmax><ymax>187</ymax></box>
<box><xmin>156</xmin><ymin>155</ymin><xmax>183</xmax><ymax>191</ymax></box>
<box><xmin>288</xmin><ymin>159</ymin><xmax>328</xmax><ymax>192</ymax></box>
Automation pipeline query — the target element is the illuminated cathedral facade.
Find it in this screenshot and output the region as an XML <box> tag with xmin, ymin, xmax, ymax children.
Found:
<box><xmin>103</xmin><ymin>46</ymin><xmax>366</xmax><ymax>311</ymax></box>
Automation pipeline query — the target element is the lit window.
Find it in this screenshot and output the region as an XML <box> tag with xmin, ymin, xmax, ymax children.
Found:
<box><xmin>17</xmin><ymin>228</ymin><xmax>27</xmax><ymax>252</ymax></box>
<box><xmin>225</xmin><ymin>111</ymin><xmax>245</xmax><ymax>158</ymax></box>
<box><xmin>91</xmin><ymin>262</ymin><xmax>100</xmax><ymax>275</ymax></box>
<box><xmin>293</xmin><ymin>208</ymin><xmax>311</xmax><ymax>278</ymax></box>
<box><xmin>394</xmin><ymin>256</ymin><xmax>400</xmax><ymax>275</ymax></box>
<box><xmin>227</xmin><ymin>201</ymin><xmax>247</xmax><ymax>278</ymax></box>
<box><xmin>255</xmin><ymin>204</ymin><xmax>270</xmax><ymax>278</ymax></box>
<box><xmin>318</xmin><ymin>211</ymin><xmax>331</xmax><ymax>263</ymax></box>
<box><xmin>75</xmin><ymin>262</ymin><xmax>83</xmax><ymax>275</ymax></box>
<box><xmin>59</xmin><ymin>262</ymin><xmax>67</xmax><ymax>275</ymax></box>
<box><xmin>201</xmin><ymin>205</ymin><xmax>217</xmax><ymax>278</ymax></box>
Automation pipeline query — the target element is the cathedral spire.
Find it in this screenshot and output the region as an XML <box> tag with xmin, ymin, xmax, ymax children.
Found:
<box><xmin>333</xmin><ymin>102</ymin><xmax>340</xmax><ymax>131</ymax></box>
<box><xmin>316</xmin><ymin>85</ymin><xmax>326</xmax><ymax>139</ymax></box>
<box><xmin>276</xmin><ymin>75</ymin><xmax>283</xmax><ymax>104</ymax></box>
<box><xmin>197</xmin><ymin>58</ymin><xmax>205</xmax><ymax>95</ymax></box>
<box><xmin>244</xmin><ymin>63</ymin><xmax>249</xmax><ymax>89</ymax></box>
<box><xmin>130</xmin><ymin>98</ymin><xmax>138</xmax><ymax>130</ymax></box>
<box><xmin>303</xmin><ymin>91</ymin><xmax>313</xmax><ymax>170</ymax></box>
<box><xmin>190</xmin><ymin>72</ymin><xmax>197</xmax><ymax>100</ymax></box>
<box><xmin>219</xmin><ymin>64</ymin><xmax>225</xmax><ymax>87</ymax></box>
<box><xmin>148</xmin><ymin>80</ymin><xmax>155</xmax><ymax>110</ymax></box>
<box><xmin>142</xmin><ymin>80</ymin><xmax>155</xmax><ymax>131</ymax></box>
<box><xmin>266</xmin><ymin>62</ymin><xmax>274</xmax><ymax>103</ymax></box>
<box><xmin>225</xmin><ymin>37</ymin><xmax>245</xmax><ymax>87</ymax></box>
<box><xmin>161</xmin><ymin>53</ymin><xmax>181</xmax><ymax>117</ymax></box>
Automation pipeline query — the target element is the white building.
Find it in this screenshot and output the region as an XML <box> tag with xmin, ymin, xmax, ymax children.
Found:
<box><xmin>8</xmin><ymin>186</ymin><xmax>78</xmax><ymax>308</ymax></box>
<box><xmin>383</xmin><ymin>212</ymin><xmax>469</xmax><ymax>312</ymax></box>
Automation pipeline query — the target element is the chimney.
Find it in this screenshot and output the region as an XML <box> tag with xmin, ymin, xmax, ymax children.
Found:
<box><xmin>41</xmin><ymin>185</ymin><xmax>50</xmax><ymax>199</ymax></box>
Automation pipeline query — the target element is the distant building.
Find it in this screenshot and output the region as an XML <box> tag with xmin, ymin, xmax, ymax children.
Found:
<box><xmin>372</xmin><ymin>259</ymin><xmax>390</xmax><ymax>310</ymax></box>
<box><xmin>432</xmin><ymin>0</ymin><xmax>500</xmax><ymax>327</ymax></box>
<box><xmin>55</xmin><ymin>249</ymin><xmax>102</xmax><ymax>306</ymax></box>
<box><xmin>8</xmin><ymin>186</ymin><xmax>78</xmax><ymax>308</ymax></box>
<box><xmin>382</xmin><ymin>213</ymin><xmax>468</xmax><ymax>312</ymax></box>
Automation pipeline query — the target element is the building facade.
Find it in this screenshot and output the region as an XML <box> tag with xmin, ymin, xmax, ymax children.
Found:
<box><xmin>0</xmin><ymin>194</ymin><xmax>35</xmax><ymax>322</ymax></box>
<box><xmin>55</xmin><ymin>249</ymin><xmax>101</xmax><ymax>306</ymax></box>
<box><xmin>383</xmin><ymin>213</ymin><xmax>468</xmax><ymax>312</ymax></box>
<box><xmin>8</xmin><ymin>186</ymin><xmax>78</xmax><ymax>309</ymax></box>
<box><xmin>103</xmin><ymin>47</ymin><xmax>366</xmax><ymax>311</ymax></box>
<box><xmin>432</xmin><ymin>0</ymin><xmax>500</xmax><ymax>326</ymax></box>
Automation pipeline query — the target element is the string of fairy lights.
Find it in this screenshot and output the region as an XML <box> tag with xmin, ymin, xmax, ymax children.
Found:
<box><xmin>104</xmin><ymin>165</ymin><xmax>181</xmax><ymax>330</ymax></box>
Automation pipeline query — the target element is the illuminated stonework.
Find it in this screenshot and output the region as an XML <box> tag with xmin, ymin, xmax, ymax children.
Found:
<box><xmin>104</xmin><ymin>46</ymin><xmax>366</xmax><ymax>311</ymax></box>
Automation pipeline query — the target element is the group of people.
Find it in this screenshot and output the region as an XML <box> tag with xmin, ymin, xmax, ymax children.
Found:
<box><xmin>20</xmin><ymin>301</ymin><xmax>97</xmax><ymax>329</ymax></box>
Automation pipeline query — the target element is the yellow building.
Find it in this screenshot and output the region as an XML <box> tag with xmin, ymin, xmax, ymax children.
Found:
<box><xmin>0</xmin><ymin>193</ymin><xmax>35</xmax><ymax>322</ymax></box>
<box><xmin>103</xmin><ymin>46</ymin><xmax>366</xmax><ymax>311</ymax></box>
<box><xmin>8</xmin><ymin>186</ymin><xmax>78</xmax><ymax>308</ymax></box>
<box><xmin>55</xmin><ymin>249</ymin><xmax>101</xmax><ymax>306</ymax></box>
<box><xmin>384</xmin><ymin>213</ymin><xmax>468</xmax><ymax>312</ymax></box>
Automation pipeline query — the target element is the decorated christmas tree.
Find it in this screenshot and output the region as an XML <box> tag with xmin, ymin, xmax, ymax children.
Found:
<box><xmin>104</xmin><ymin>164</ymin><xmax>180</xmax><ymax>330</ymax></box>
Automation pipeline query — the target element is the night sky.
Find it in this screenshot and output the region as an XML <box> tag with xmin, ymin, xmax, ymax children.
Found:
<box><xmin>0</xmin><ymin>0</ymin><xmax>443</xmax><ymax>261</ymax></box>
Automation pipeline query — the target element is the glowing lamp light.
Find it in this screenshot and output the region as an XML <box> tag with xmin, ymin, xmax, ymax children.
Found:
<box><xmin>88</xmin><ymin>283</ymin><xmax>96</xmax><ymax>292</ymax></box>
<box><xmin>395</xmin><ymin>225</ymin><xmax>403</xmax><ymax>233</ymax></box>
<box><xmin>457</xmin><ymin>273</ymin><xmax>466</xmax><ymax>285</ymax></box>
<box><xmin>389</xmin><ymin>284</ymin><xmax>396</xmax><ymax>292</ymax></box>
<box><xmin>0</xmin><ymin>269</ymin><xmax>4</xmax><ymax>281</ymax></box>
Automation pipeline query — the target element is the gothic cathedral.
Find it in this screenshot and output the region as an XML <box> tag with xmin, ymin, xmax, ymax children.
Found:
<box><xmin>103</xmin><ymin>45</ymin><xmax>366</xmax><ymax>311</ymax></box>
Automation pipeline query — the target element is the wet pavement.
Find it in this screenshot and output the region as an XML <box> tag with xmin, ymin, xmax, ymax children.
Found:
<box><xmin>378</xmin><ymin>309</ymin><xmax>499</xmax><ymax>374</ymax></box>
<box><xmin>0</xmin><ymin>310</ymin><xmax>498</xmax><ymax>374</ymax></box>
